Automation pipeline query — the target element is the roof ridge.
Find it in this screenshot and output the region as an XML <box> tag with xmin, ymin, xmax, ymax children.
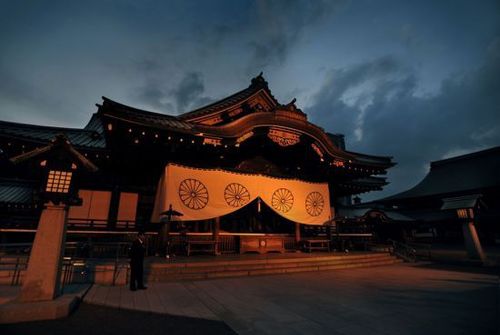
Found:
<box><xmin>344</xmin><ymin>149</ymin><xmax>394</xmax><ymax>161</ymax></box>
<box><xmin>100</xmin><ymin>97</ymin><xmax>179</xmax><ymax>119</ymax></box>
<box><xmin>178</xmin><ymin>73</ymin><xmax>278</xmax><ymax>121</ymax></box>
<box><xmin>431</xmin><ymin>145</ymin><xmax>500</xmax><ymax>168</ymax></box>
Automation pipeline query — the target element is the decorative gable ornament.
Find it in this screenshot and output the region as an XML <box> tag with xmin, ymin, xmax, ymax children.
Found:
<box><xmin>267</xmin><ymin>127</ymin><xmax>301</xmax><ymax>147</ymax></box>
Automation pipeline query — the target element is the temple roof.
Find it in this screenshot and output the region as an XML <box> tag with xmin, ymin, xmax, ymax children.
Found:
<box><xmin>381</xmin><ymin>146</ymin><xmax>500</xmax><ymax>201</ymax></box>
<box><xmin>99</xmin><ymin>97</ymin><xmax>194</xmax><ymax>132</ymax></box>
<box><xmin>0</xmin><ymin>120</ymin><xmax>106</xmax><ymax>149</ymax></box>
<box><xmin>178</xmin><ymin>73</ymin><xmax>278</xmax><ymax>122</ymax></box>
<box><xmin>0</xmin><ymin>180</ymin><xmax>34</xmax><ymax>205</ymax></box>
<box><xmin>344</xmin><ymin>150</ymin><xmax>394</xmax><ymax>168</ymax></box>
<box><xmin>0</xmin><ymin>75</ymin><xmax>395</xmax><ymax>175</ymax></box>
<box><xmin>336</xmin><ymin>207</ymin><xmax>415</xmax><ymax>222</ymax></box>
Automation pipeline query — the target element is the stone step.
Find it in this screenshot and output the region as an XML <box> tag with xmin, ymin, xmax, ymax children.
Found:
<box><xmin>148</xmin><ymin>254</ymin><xmax>396</xmax><ymax>275</ymax></box>
<box><xmin>149</xmin><ymin>252</ymin><xmax>393</xmax><ymax>270</ymax></box>
<box><xmin>146</xmin><ymin>255</ymin><xmax>402</xmax><ymax>282</ymax></box>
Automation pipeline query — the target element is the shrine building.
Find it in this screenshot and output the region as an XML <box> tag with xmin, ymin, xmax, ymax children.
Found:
<box><xmin>0</xmin><ymin>74</ymin><xmax>395</xmax><ymax>253</ymax></box>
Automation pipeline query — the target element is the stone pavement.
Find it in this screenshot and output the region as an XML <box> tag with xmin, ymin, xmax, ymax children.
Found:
<box><xmin>0</xmin><ymin>286</ymin><xmax>19</xmax><ymax>305</ymax></box>
<box><xmin>84</xmin><ymin>263</ymin><xmax>499</xmax><ymax>335</ymax></box>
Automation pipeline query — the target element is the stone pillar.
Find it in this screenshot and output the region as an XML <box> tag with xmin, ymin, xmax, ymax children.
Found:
<box><xmin>19</xmin><ymin>203</ymin><xmax>67</xmax><ymax>302</ymax></box>
<box><xmin>462</xmin><ymin>221</ymin><xmax>485</xmax><ymax>262</ymax></box>
<box><xmin>213</xmin><ymin>217</ymin><xmax>220</xmax><ymax>255</ymax></box>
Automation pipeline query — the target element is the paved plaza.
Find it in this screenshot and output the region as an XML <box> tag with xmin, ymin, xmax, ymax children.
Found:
<box><xmin>1</xmin><ymin>262</ymin><xmax>498</xmax><ymax>334</ymax></box>
<box><xmin>80</xmin><ymin>263</ymin><xmax>499</xmax><ymax>335</ymax></box>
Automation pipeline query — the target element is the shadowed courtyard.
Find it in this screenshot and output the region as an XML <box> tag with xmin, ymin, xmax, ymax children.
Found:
<box><xmin>0</xmin><ymin>302</ymin><xmax>236</xmax><ymax>335</ymax></box>
<box><xmin>3</xmin><ymin>263</ymin><xmax>497</xmax><ymax>335</ymax></box>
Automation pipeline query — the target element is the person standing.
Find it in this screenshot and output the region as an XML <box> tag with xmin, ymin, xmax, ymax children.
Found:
<box><xmin>129</xmin><ymin>231</ymin><xmax>147</xmax><ymax>291</ymax></box>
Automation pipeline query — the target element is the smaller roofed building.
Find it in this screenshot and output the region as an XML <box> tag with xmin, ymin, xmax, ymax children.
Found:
<box><xmin>373</xmin><ymin>146</ymin><xmax>500</xmax><ymax>244</ymax></box>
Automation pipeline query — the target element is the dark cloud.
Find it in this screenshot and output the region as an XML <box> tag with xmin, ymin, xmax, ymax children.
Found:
<box><xmin>247</xmin><ymin>0</ymin><xmax>345</xmax><ymax>71</ymax></box>
<box><xmin>134</xmin><ymin>80</ymin><xmax>174</xmax><ymax>113</ymax></box>
<box><xmin>135</xmin><ymin>71</ymin><xmax>212</xmax><ymax>114</ymax></box>
<box><xmin>307</xmin><ymin>37</ymin><xmax>500</xmax><ymax>201</ymax></box>
<box><xmin>171</xmin><ymin>72</ymin><xmax>212</xmax><ymax>113</ymax></box>
<box><xmin>0</xmin><ymin>0</ymin><xmax>498</xmax><ymax>196</ymax></box>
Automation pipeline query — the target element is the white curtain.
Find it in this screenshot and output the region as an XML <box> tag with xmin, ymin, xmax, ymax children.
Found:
<box><xmin>152</xmin><ymin>164</ymin><xmax>331</xmax><ymax>225</ymax></box>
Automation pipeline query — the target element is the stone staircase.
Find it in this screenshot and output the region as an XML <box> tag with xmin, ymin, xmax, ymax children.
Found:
<box><xmin>146</xmin><ymin>252</ymin><xmax>402</xmax><ymax>282</ymax></box>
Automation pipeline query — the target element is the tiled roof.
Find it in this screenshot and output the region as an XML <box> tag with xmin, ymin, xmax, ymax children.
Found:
<box><xmin>345</xmin><ymin>150</ymin><xmax>395</xmax><ymax>167</ymax></box>
<box><xmin>100</xmin><ymin>97</ymin><xmax>193</xmax><ymax>132</ymax></box>
<box><xmin>336</xmin><ymin>207</ymin><xmax>415</xmax><ymax>222</ymax></box>
<box><xmin>351</xmin><ymin>176</ymin><xmax>388</xmax><ymax>186</ymax></box>
<box><xmin>0</xmin><ymin>120</ymin><xmax>106</xmax><ymax>149</ymax></box>
<box><xmin>382</xmin><ymin>146</ymin><xmax>500</xmax><ymax>201</ymax></box>
<box><xmin>0</xmin><ymin>181</ymin><xmax>34</xmax><ymax>204</ymax></box>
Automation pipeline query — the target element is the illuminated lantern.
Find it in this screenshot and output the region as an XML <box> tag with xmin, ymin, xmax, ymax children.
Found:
<box><xmin>10</xmin><ymin>134</ymin><xmax>98</xmax><ymax>303</ymax></box>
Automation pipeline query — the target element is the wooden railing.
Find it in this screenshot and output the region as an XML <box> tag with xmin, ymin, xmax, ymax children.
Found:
<box><xmin>0</xmin><ymin>241</ymin><xmax>132</xmax><ymax>286</ymax></box>
<box><xmin>0</xmin><ymin>218</ymin><xmax>138</xmax><ymax>231</ymax></box>
<box><xmin>161</xmin><ymin>233</ymin><xmax>298</xmax><ymax>255</ymax></box>
<box><xmin>67</xmin><ymin>218</ymin><xmax>136</xmax><ymax>230</ymax></box>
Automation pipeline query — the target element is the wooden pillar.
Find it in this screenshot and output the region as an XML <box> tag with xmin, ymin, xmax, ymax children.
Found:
<box><xmin>326</xmin><ymin>224</ymin><xmax>333</xmax><ymax>252</ymax></box>
<box><xmin>158</xmin><ymin>221</ymin><xmax>170</xmax><ymax>256</ymax></box>
<box><xmin>20</xmin><ymin>203</ymin><xmax>67</xmax><ymax>302</ymax></box>
<box><xmin>213</xmin><ymin>217</ymin><xmax>220</xmax><ymax>255</ymax></box>
<box><xmin>295</xmin><ymin>222</ymin><xmax>301</xmax><ymax>250</ymax></box>
<box><xmin>106</xmin><ymin>187</ymin><xmax>120</xmax><ymax>230</ymax></box>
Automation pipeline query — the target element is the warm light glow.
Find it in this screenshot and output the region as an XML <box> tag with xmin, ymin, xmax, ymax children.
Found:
<box><xmin>311</xmin><ymin>143</ymin><xmax>324</xmax><ymax>158</ymax></box>
<box><xmin>268</xmin><ymin>127</ymin><xmax>300</xmax><ymax>147</ymax></box>
<box><xmin>203</xmin><ymin>137</ymin><xmax>221</xmax><ymax>146</ymax></box>
<box><xmin>46</xmin><ymin>170</ymin><xmax>72</xmax><ymax>193</ymax></box>
<box><xmin>457</xmin><ymin>208</ymin><xmax>475</xmax><ymax>219</ymax></box>
<box><xmin>236</xmin><ymin>131</ymin><xmax>253</xmax><ymax>144</ymax></box>
<box><xmin>40</xmin><ymin>160</ymin><xmax>47</xmax><ymax>167</ymax></box>
<box><xmin>153</xmin><ymin>164</ymin><xmax>331</xmax><ymax>224</ymax></box>
<box><xmin>107</xmin><ymin>123</ymin><xmax>113</xmax><ymax>131</ymax></box>
<box><xmin>332</xmin><ymin>160</ymin><xmax>344</xmax><ymax>167</ymax></box>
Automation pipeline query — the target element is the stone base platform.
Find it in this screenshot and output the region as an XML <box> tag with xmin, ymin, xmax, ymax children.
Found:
<box><xmin>0</xmin><ymin>284</ymin><xmax>90</xmax><ymax>324</ymax></box>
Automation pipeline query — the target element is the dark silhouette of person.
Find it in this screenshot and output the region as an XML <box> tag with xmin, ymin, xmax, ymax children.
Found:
<box><xmin>129</xmin><ymin>231</ymin><xmax>147</xmax><ymax>291</ymax></box>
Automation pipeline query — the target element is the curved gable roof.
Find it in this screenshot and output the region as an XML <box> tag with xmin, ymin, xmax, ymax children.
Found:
<box><xmin>178</xmin><ymin>73</ymin><xmax>279</xmax><ymax>122</ymax></box>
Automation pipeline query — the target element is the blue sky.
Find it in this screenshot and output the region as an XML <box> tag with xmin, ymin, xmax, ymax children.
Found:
<box><xmin>1</xmin><ymin>0</ymin><xmax>499</xmax><ymax>200</ymax></box>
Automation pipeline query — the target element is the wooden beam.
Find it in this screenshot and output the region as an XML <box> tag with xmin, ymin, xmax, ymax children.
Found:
<box><xmin>295</xmin><ymin>222</ymin><xmax>301</xmax><ymax>249</ymax></box>
<box><xmin>213</xmin><ymin>217</ymin><xmax>220</xmax><ymax>255</ymax></box>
